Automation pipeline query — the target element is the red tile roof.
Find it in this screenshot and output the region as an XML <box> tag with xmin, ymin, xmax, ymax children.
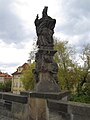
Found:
<box><xmin>0</xmin><ymin>72</ymin><xmax>12</xmax><ymax>79</ymax></box>
<box><xmin>12</xmin><ymin>63</ymin><xmax>29</xmax><ymax>75</ymax></box>
<box><xmin>12</xmin><ymin>71</ymin><xmax>21</xmax><ymax>75</ymax></box>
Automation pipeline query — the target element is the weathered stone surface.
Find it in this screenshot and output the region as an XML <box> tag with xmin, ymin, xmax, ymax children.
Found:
<box><xmin>0</xmin><ymin>92</ymin><xmax>90</xmax><ymax>120</ymax></box>
<box><xmin>34</xmin><ymin>7</ymin><xmax>56</xmax><ymax>49</ymax></box>
<box><xmin>49</xmin><ymin>111</ymin><xmax>71</xmax><ymax>120</ymax></box>
<box><xmin>47</xmin><ymin>100</ymin><xmax>90</xmax><ymax>120</ymax></box>
<box><xmin>73</xmin><ymin>114</ymin><xmax>90</xmax><ymax>120</ymax></box>
<box><xmin>3</xmin><ymin>93</ymin><xmax>27</xmax><ymax>104</ymax></box>
<box><xmin>0</xmin><ymin>92</ymin><xmax>3</xmax><ymax>99</ymax></box>
<box><xmin>0</xmin><ymin>115</ymin><xmax>18</xmax><ymax>120</ymax></box>
<box><xmin>35</xmin><ymin>72</ymin><xmax>60</xmax><ymax>92</ymax></box>
<box><xmin>0</xmin><ymin>92</ymin><xmax>29</xmax><ymax>120</ymax></box>
<box><xmin>21</xmin><ymin>91</ymin><xmax>69</xmax><ymax>120</ymax></box>
<box><xmin>68</xmin><ymin>102</ymin><xmax>90</xmax><ymax>116</ymax></box>
<box><xmin>29</xmin><ymin>98</ymin><xmax>48</xmax><ymax>120</ymax></box>
<box><xmin>49</xmin><ymin>111</ymin><xmax>63</xmax><ymax>120</ymax></box>
<box><xmin>21</xmin><ymin>91</ymin><xmax>69</xmax><ymax>100</ymax></box>
<box><xmin>34</xmin><ymin>6</ymin><xmax>60</xmax><ymax>92</ymax></box>
<box><xmin>0</xmin><ymin>101</ymin><xmax>29</xmax><ymax>120</ymax></box>
<box><xmin>47</xmin><ymin>100</ymin><xmax>68</xmax><ymax>113</ymax></box>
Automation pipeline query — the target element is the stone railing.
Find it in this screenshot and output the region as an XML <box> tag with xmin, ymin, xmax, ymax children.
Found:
<box><xmin>0</xmin><ymin>92</ymin><xmax>28</xmax><ymax>120</ymax></box>
<box><xmin>47</xmin><ymin>100</ymin><xmax>90</xmax><ymax>120</ymax></box>
<box><xmin>0</xmin><ymin>91</ymin><xmax>90</xmax><ymax>120</ymax></box>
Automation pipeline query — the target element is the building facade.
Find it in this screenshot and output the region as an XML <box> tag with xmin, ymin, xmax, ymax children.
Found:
<box><xmin>11</xmin><ymin>63</ymin><xmax>29</xmax><ymax>94</ymax></box>
<box><xmin>0</xmin><ymin>71</ymin><xmax>12</xmax><ymax>84</ymax></box>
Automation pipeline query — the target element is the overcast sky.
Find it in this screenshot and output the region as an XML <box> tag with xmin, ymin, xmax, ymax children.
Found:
<box><xmin>0</xmin><ymin>0</ymin><xmax>90</xmax><ymax>74</ymax></box>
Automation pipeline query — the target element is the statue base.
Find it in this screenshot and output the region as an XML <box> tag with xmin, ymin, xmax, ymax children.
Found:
<box><xmin>35</xmin><ymin>72</ymin><xmax>60</xmax><ymax>92</ymax></box>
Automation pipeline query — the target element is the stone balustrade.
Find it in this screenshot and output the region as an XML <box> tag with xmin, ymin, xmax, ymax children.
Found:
<box><xmin>0</xmin><ymin>92</ymin><xmax>90</xmax><ymax>120</ymax></box>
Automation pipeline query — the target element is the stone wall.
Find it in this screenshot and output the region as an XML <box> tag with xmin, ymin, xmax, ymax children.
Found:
<box><xmin>47</xmin><ymin>100</ymin><xmax>90</xmax><ymax>120</ymax></box>
<box><xmin>21</xmin><ymin>91</ymin><xmax>90</xmax><ymax>120</ymax></box>
<box><xmin>0</xmin><ymin>92</ymin><xmax>90</xmax><ymax>120</ymax></box>
<box><xmin>0</xmin><ymin>92</ymin><xmax>28</xmax><ymax>120</ymax></box>
<box><xmin>21</xmin><ymin>91</ymin><xmax>69</xmax><ymax>120</ymax></box>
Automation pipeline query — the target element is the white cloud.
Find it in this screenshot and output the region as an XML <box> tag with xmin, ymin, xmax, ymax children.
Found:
<box><xmin>11</xmin><ymin>0</ymin><xmax>60</xmax><ymax>35</ymax></box>
<box><xmin>0</xmin><ymin>39</ymin><xmax>33</xmax><ymax>73</ymax></box>
<box><xmin>0</xmin><ymin>0</ymin><xmax>90</xmax><ymax>74</ymax></box>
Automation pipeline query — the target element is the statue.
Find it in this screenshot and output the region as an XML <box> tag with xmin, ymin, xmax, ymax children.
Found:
<box><xmin>34</xmin><ymin>6</ymin><xmax>60</xmax><ymax>92</ymax></box>
<box><xmin>34</xmin><ymin>6</ymin><xmax>56</xmax><ymax>49</ymax></box>
<box><xmin>42</xmin><ymin>6</ymin><xmax>48</xmax><ymax>17</ymax></box>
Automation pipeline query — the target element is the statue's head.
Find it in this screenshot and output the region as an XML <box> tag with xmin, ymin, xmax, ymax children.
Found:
<box><xmin>42</xmin><ymin>6</ymin><xmax>48</xmax><ymax>17</ymax></box>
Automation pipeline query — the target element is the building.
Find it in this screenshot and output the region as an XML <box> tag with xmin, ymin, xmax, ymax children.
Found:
<box><xmin>0</xmin><ymin>71</ymin><xmax>12</xmax><ymax>84</ymax></box>
<box><xmin>11</xmin><ymin>63</ymin><xmax>29</xmax><ymax>94</ymax></box>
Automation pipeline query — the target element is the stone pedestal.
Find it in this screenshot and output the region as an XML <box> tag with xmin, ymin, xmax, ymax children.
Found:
<box><xmin>35</xmin><ymin>72</ymin><xmax>60</xmax><ymax>92</ymax></box>
<box><xmin>21</xmin><ymin>91</ymin><xmax>69</xmax><ymax>120</ymax></box>
<box><xmin>29</xmin><ymin>98</ymin><xmax>48</xmax><ymax>120</ymax></box>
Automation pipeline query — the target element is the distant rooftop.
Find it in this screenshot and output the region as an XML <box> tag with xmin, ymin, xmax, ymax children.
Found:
<box><xmin>12</xmin><ymin>63</ymin><xmax>29</xmax><ymax>75</ymax></box>
<box><xmin>0</xmin><ymin>71</ymin><xmax>12</xmax><ymax>78</ymax></box>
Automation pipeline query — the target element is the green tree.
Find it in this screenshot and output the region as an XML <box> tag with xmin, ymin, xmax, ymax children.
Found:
<box><xmin>80</xmin><ymin>44</ymin><xmax>90</xmax><ymax>86</ymax></box>
<box><xmin>69</xmin><ymin>44</ymin><xmax>90</xmax><ymax>103</ymax></box>
<box><xmin>77</xmin><ymin>44</ymin><xmax>90</xmax><ymax>95</ymax></box>
<box><xmin>0</xmin><ymin>83</ymin><xmax>4</xmax><ymax>91</ymax></box>
<box><xmin>54</xmin><ymin>39</ymin><xmax>76</xmax><ymax>91</ymax></box>
<box><xmin>0</xmin><ymin>80</ymin><xmax>11</xmax><ymax>92</ymax></box>
<box><xmin>21</xmin><ymin>63</ymin><xmax>35</xmax><ymax>90</ymax></box>
<box><xmin>3</xmin><ymin>80</ymin><xmax>12</xmax><ymax>92</ymax></box>
<box><xmin>22</xmin><ymin>38</ymin><xmax>37</xmax><ymax>91</ymax></box>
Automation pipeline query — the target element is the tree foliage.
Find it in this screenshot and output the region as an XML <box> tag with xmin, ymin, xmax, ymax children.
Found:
<box><xmin>54</xmin><ymin>39</ymin><xmax>90</xmax><ymax>103</ymax></box>
<box><xmin>0</xmin><ymin>80</ymin><xmax>11</xmax><ymax>92</ymax></box>
<box><xmin>21</xmin><ymin>63</ymin><xmax>35</xmax><ymax>90</ymax></box>
<box><xmin>76</xmin><ymin>44</ymin><xmax>90</xmax><ymax>95</ymax></box>
<box><xmin>68</xmin><ymin>44</ymin><xmax>90</xmax><ymax>103</ymax></box>
<box><xmin>54</xmin><ymin>39</ymin><xmax>76</xmax><ymax>91</ymax></box>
